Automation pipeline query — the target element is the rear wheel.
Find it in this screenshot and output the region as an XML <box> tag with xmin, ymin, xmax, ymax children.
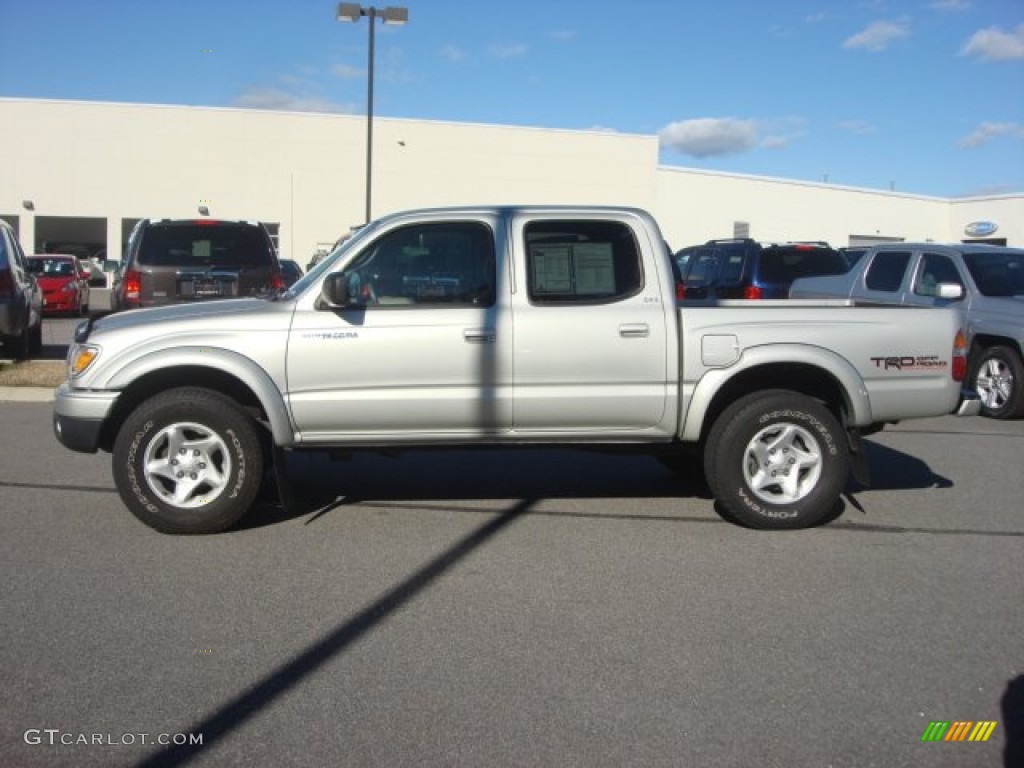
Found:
<box><xmin>112</xmin><ymin>387</ymin><xmax>264</xmax><ymax>534</ymax></box>
<box><xmin>704</xmin><ymin>391</ymin><xmax>848</xmax><ymax>530</ymax></box>
<box><xmin>971</xmin><ymin>345</ymin><xmax>1024</xmax><ymax>420</ymax></box>
<box><xmin>28</xmin><ymin>319</ymin><xmax>42</xmax><ymax>356</ymax></box>
<box><xmin>8</xmin><ymin>323</ymin><xmax>31</xmax><ymax>361</ymax></box>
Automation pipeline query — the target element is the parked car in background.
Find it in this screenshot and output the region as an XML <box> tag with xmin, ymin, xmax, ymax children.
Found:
<box><xmin>279</xmin><ymin>258</ymin><xmax>304</xmax><ymax>287</ymax></box>
<box><xmin>839</xmin><ymin>246</ymin><xmax>868</xmax><ymax>267</ymax></box>
<box><xmin>83</xmin><ymin>259</ymin><xmax>107</xmax><ymax>287</ymax></box>
<box><xmin>27</xmin><ymin>255</ymin><xmax>90</xmax><ymax>316</ymax></box>
<box><xmin>673</xmin><ymin>238</ymin><xmax>850</xmax><ymax>300</ymax></box>
<box><xmin>0</xmin><ymin>219</ymin><xmax>43</xmax><ymax>360</ymax></box>
<box><xmin>791</xmin><ymin>242</ymin><xmax>1024</xmax><ymax>419</ymax></box>
<box><xmin>110</xmin><ymin>219</ymin><xmax>283</xmax><ymax>312</ymax></box>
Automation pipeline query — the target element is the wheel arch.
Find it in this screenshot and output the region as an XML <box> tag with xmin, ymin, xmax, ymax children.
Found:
<box><xmin>681</xmin><ymin>346</ymin><xmax>871</xmax><ymax>443</ymax></box>
<box><xmin>969</xmin><ymin>333</ymin><xmax>1021</xmax><ymax>359</ymax></box>
<box><xmin>97</xmin><ymin>353</ymin><xmax>293</xmax><ymax>453</ymax></box>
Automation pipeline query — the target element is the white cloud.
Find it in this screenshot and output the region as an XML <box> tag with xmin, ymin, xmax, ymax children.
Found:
<box><xmin>440</xmin><ymin>44</ymin><xmax>466</xmax><ymax>63</ymax></box>
<box><xmin>960</xmin><ymin>24</ymin><xmax>1024</xmax><ymax>61</ymax></box>
<box><xmin>838</xmin><ymin>119</ymin><xmax>878</xmax><ymax>135</ymax></box>
<box><xmin>232</xmin><ymin>87</ymin><xmax>354</xmax><ymax>114</ymax></box>
<box><xmin>488</xmin><ymin>43</ymin><xmax>527</xmax><ymax>59</ymax></box>
<box><xmin>658</xmin><ymin>118</ymin><xmax>758</xmax><ymax>158</ymax></box>
<box><xmin>548</xmin><ymin>30</ymin><xmax>577</xmax><ymax>41</ymax></box>
<box><xmin>842</xmin><ymin>18</ymin><xmax>911</xmax><ymax>52</ymax></box>
<box><xmin>957</xmin><ymin>122</ymin><xmax>1024</xmax><ymax>148</ymax></box>
<box><xmin>331</xmin><ymin>63</ymin><xmax>365</xmax><ymax>79</ymax></box>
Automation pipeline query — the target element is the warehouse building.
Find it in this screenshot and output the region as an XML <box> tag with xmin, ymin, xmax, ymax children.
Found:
<box><xmin>1</xmin><ymin>97</ymin><xmax>1021</xmax><ymax>266</ymax></box>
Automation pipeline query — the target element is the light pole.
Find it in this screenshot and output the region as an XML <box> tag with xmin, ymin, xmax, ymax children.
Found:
<box><xmin>336</xmin><ymin>3</ymin><xmax>408</xmax><ymax>224</ymax></box>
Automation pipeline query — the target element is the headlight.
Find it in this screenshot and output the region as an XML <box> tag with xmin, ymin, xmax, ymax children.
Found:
<box><xmin>61</xmin><ymin>281</ymin><xmax>78</xmax><ymax>294</ymax></box>
<box><xmin>69</xmin><ymin>345</ymin><xmax>100</xmax><ymax>377</ymax></box>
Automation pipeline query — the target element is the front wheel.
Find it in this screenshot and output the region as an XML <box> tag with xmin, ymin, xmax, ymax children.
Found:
<box><xmin>703</xmin><ymin>391</ymin><xmax>849</xmax><ymax>530</ymax></box>
<box><xmin>971</xmin><ymin>345</ymin><xmax>1024</xmax><ymax>420</ymax></box>
<box><xmin>112</xmin><ymin>387</ymin><xmax>264</xmax><ymax>534</ymax></box>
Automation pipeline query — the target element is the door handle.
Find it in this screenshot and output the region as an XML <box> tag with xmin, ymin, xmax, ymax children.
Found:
<box><xmin>463</xmin><ymin>328</ymin><xmax>496</xmax><ymax>344</ymax></box>
<box><xmin>619</xmin><ymin>323</ymin><xmax>649</xmax><ymax>338</ymax></box>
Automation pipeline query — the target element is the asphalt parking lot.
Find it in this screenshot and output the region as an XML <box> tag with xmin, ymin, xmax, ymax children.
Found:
<box><xmin>0</xmin><ymin>381</ymin><xmax>1021</xmax><ymax>766</ymax></box>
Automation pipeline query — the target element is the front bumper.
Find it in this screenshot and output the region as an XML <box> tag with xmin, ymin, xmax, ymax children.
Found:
<box><xmin>52</xmin><ymin>381</ymin><xmax>119</xmax><ymax>453</ymax></box>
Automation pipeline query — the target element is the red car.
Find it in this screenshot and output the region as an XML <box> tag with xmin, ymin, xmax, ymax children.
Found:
<box><xmin>27</xmin><ymin>254</ymin><xmax>90</xmax><ymax>316</ymax></box>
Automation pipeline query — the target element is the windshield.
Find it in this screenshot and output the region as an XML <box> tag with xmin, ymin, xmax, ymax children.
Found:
<box><xmin>281</xmin><ymin>226</ymin><xmax>370</xmax><ymax>298</ymax></box>
<box><xmin>962</xmin><ymin>250</ymin><xmax>1024</xmax><ymax>297</ymax></box>
<box><xmin>28</xmin><ymin>257</ymin><xmax>76</xmax><ymax>276</ymax></box>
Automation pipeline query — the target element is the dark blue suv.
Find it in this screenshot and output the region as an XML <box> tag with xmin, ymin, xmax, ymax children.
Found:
<box><xmin>674</xmin><ymin>238</ymin><xmax>849</xmax><ymax>300</ymax></box>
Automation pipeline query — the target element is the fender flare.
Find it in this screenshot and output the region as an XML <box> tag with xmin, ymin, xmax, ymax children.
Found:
<box><xmin>680</xmin><ymin>343</ymin><xmax>874</xmax><ymax>442</ymax></box>
<box><xmin>104</xmin><ymin>347</ymin><xmax>295</xmax><ymax>445</ymax></box>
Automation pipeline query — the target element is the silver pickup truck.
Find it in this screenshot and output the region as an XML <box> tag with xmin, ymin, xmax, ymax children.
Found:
<box><xmin>791</xmin><ymin>242</ymin><xmax>1024</xmax><ymax>420</ymax></box>
<box><xmin>53</xmin><ymin>206</ymin><xmax>979</xmax><ymax>534</ymax></box>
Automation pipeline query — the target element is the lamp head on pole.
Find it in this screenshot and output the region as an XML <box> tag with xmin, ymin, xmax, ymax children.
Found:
<box><xmin>336</xmin><ymin>4</ymin><xmax>408</xmax><ymax>24</ymax></box>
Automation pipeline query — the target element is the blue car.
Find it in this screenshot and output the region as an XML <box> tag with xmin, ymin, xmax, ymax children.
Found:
<box><xmin>674</xmin><ymin>238</ymin><xmax>849</xmax><ymax>300</ymax></box>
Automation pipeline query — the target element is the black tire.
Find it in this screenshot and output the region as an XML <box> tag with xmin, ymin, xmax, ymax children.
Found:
<box><xmin>112</xmin><ymin>387</ymin><xmax>264</xmax><ymax>534</ymax></box>
<box><xmin>970</xmin><ymin>345</ymin><xmax>1024</xmax><ymax>420</ymax></box>
<box><xmin>28</xmin><ymin>320</ymin><xmax>42</xmax><ymax>356</ymax></box>
<box><xmin>8</xmin><ymin>323</ymin><xmax>30</xmax><ymax>361</ymax></box>
<box><xmin>703</xmin><ymin>390</ymin><xmax>849</xmax><ymax>530</ymax></box>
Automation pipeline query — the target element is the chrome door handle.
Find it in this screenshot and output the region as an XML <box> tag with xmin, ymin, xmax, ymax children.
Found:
<box><xmin>619</xmin><ymin>323</ymin><xmax>649</xmax><ymax>338</ymax></box>
<box><xmin>463</xmin><ymin>328</ymin><xmax>496</xmax><ymax>344</ymax></box>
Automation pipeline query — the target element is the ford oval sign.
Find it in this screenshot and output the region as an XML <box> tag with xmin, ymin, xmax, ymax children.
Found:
<box><xmin>965</xmin><ymin>220</ymin><xmax>998</xmax><ymax>237</ymax></box>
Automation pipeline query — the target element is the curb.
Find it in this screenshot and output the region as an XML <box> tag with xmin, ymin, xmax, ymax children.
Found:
<box><xmin>0</xmin><ymin>387</ymin><xmax>56</xmax><ymax>403</ymax></box>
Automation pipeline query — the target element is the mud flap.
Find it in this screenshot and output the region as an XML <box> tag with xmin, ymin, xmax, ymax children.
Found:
<box><xmin>846</xmin><ymin>428</ymin><xmax>871</xmax><ymax>488</ymax></box>
<box><xmin>273</xmin><ymin>444</ymin><xmax>298</xmax><ymax>515</ymax></box>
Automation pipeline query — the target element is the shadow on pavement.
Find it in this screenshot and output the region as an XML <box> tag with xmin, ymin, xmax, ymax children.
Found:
<box><xmin>239</xmin><ymin>447</ymin><xmax>713</xmax><ymax>531</ymax></box>
<box><xmin>133</xmin><ymin>498</ymin><xmax>536</xmax><ymax>768</ymax></box>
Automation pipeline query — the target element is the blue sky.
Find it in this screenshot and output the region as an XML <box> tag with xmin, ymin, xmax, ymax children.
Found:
<box><xmin>1</xmin><ymin>0</ymin><xmax>1022</xmax><ymax>198</ymax></box>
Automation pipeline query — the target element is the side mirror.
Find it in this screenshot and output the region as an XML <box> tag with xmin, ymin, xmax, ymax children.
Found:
<box><xmin>320</xmin><ymin>271</ymin><xmax>354</xmax><ymax>307</ymax></box>
<box><xmin>937</xmin><ymin>282</ymin><xmax>964</xmax><ymax>300</ymax></box>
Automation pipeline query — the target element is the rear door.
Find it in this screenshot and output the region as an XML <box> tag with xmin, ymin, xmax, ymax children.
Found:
<box><xmin>508</xmin><ymin>213</ymin><xmax>671</xmax><ymax>434</ymax></box>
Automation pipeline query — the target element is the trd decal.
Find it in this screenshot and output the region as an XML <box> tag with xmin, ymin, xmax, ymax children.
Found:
<box><xmin>869</xmin><ymin>355</ymin><xmax>948</xmax><ymax>371</ymax></box>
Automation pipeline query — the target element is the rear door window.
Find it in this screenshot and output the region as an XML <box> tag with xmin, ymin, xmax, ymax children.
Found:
<box><xmin>864</xmin><ymin>251</ymin><xmax>911</xmax><ymax>292</ymax></box>
<box><xmin>525</xmin><ymin>220</ymin><xmax>643</xmax><ymax>304</ymax></box>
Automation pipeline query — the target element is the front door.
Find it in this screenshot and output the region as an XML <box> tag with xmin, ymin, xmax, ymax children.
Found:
<box><xmin>286</xmin><ymin>217</ymin><xmax>512</xmax><ymax>442</ymax></box>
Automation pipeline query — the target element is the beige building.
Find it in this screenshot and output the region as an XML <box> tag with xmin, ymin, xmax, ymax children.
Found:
<box><xmin>1</xmin><ymin>97</ymin><xmax>1021</xmax><ymax>264</ymax></box>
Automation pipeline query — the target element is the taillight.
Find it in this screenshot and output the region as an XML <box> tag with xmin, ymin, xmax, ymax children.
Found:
<box><xmin>952</xmin><ymin>330</ymin><xmax>968</xmax><ymax>382</ymax></box>
<box><xmin>269</xmin><ymin>271</ymin><xmax>284</xmax><ymax>291</ymax></box>
<box><xmin>123</xmin><ymin>269</ymin><xmax>141</xmax><ymax>304</ymax></box>
<box><xmin>743</xmin><ymin>285</ymin><xmax>763</xmax><ymax>299</ymax></box>
<box><xmin>0</xmin><ymin>270</ymin><xmax>13</xmax><ymax>298</ymax></box>
<box><xmin>676</xmin><ymin>282</ymin><xmax>686</xmax><ymax>300</ymax></box>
